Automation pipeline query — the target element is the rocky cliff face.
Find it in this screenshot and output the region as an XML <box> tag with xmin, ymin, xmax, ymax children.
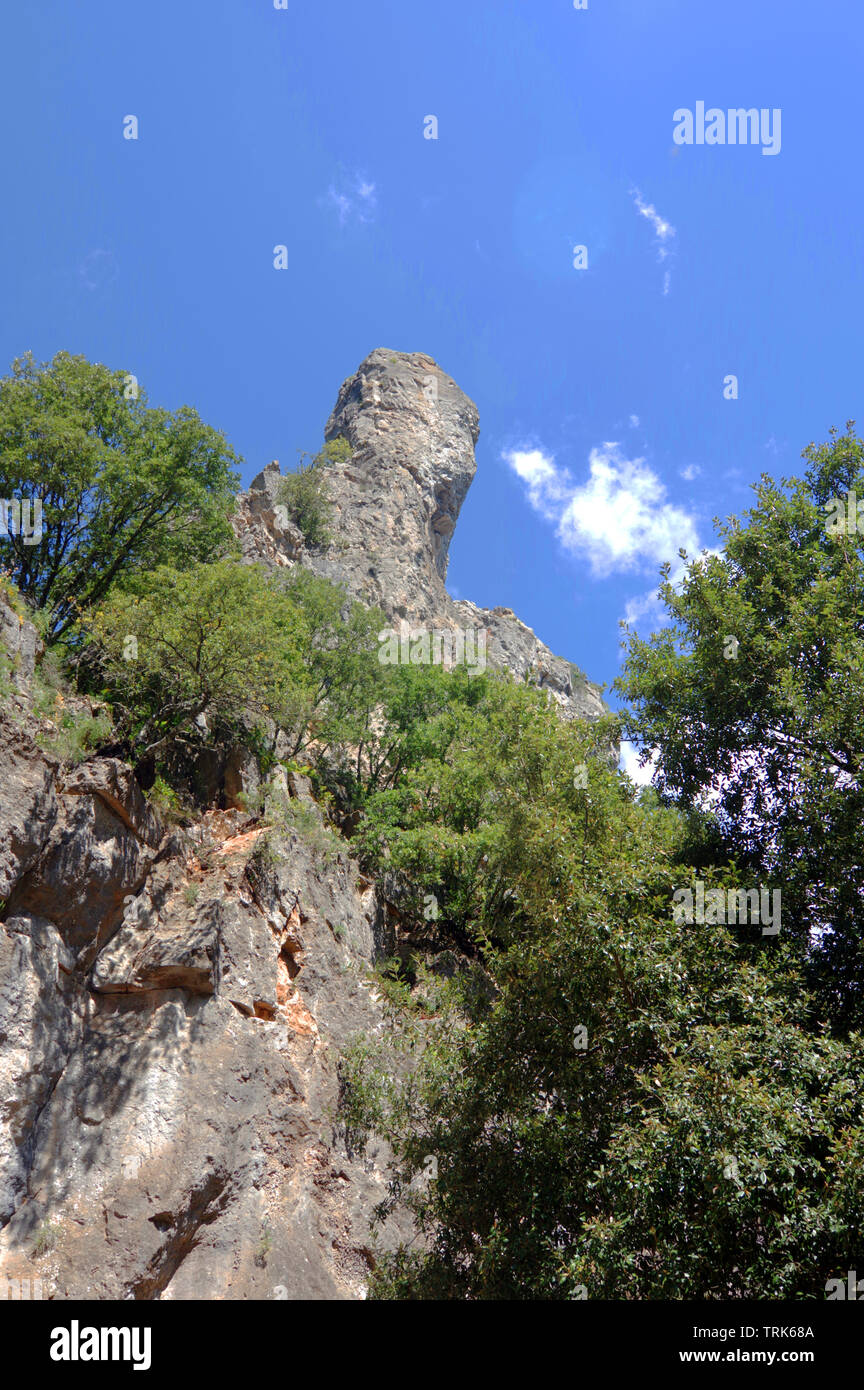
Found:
<box><xmin>0</xmin><ymin>351</ymin><xmax>605</xmax><ymax>1300</ymax></box>
<box><xmin>0</xmin><ymin>595</ymin><xmax>410</xmax><ymax>1299</ymax></box>
<box><xmin>234</xmin><ymin>349</ymin><xmax>605</xmax><ymax>721</ymax></box>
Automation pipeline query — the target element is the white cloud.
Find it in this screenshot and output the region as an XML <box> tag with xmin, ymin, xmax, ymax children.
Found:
<box><xmin>505</xmin><ymin>448</ymin><xmax>569</xmax><ymax>522</ymax></box>
<box><xmin>631</xmin><ymin>188</ymin><xmax>676</xmax><ymax>293</ymax></box>
<box><xmin>504</xmin><ymin>443</ymin><xmax>700</xmax><ymax>579</ymax></box>
<box><xmin>505</xmin><ymin>441</ymin><xmax>710</xmax><ymax>635</ymax></box>
<box><xmin>323</xmin><ymin>170</ymin><xmax>377</xmax><ymax>225</ymax></box>
<box><xmin>623</xmin><ymin>590</ymin><xmax>669</xmax><ymax>630</ymax></box>
<box><xmin>629</xmin><ymin>414</ymin><xmax>640</xmax><ymax>428</ymax></box>
<box><xmin>631</xmin><ymin>189</ymin><xmax>676</xmax><ymax>253</ymax></box>
<box><xmin>680</xmin><ymin>464</ymin><xmax>700</xmax><ymax>481</ymax></box>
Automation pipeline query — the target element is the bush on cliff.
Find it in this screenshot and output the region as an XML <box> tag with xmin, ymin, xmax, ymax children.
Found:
<box><xmin>79</xmin><ymin>559</ymin><xmax>388</xmax><ymax>782</ymax></box>
<box><xmin>277</xmin><ymin>436</ymin><xmax>351</xmax><ymax>549</ymax></box>
<box><xmin>81</xmin><ymin>560</ymin><xmax>308</xmax><ymax>765</ymax></box>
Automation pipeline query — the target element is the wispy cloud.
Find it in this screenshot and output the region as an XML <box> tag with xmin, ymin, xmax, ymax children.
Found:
<box><xmin>680</xmin><ymin>464</ymin><xmax>700</xmax><ymax>481</ymax></box>
<box><xmin>322</xmin><ymin>169</ymin><xmax>377</xmax><ymax>225</ymax></box>
<box><xmin>631</xmin><ymin>188</ymin><xmax>676</xmax><ymax>252</ymax></box>
<box><xmin>78</xmin><ymin>248</ymin><xmax>119</xmax><ymax>292</ymax></box>
<box><xmin>623</xmin><ymin>588</ymin><xmax>670</xmax><ymax>630</ymax></box>
<box><xmin>631</xmin><ymin>188</ymin><xmax>676</xmax><ymax>294</ymax></box>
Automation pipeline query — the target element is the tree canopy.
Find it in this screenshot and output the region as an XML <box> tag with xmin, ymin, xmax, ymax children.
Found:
<box><xmin>617</xmin><ymin>424</ymin><xmax>864</xmax><ymax>1030</ymax></box>
<box><xmin>0</xmin><ymin>351</ymin><xmax>240</xmax><ymax>639</ymax></box>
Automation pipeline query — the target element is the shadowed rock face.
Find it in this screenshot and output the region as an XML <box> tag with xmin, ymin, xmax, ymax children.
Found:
<box><xmin>235</xmin><ymin>349</ymin><xmax>606</xmax><ymax>720</ymax></box>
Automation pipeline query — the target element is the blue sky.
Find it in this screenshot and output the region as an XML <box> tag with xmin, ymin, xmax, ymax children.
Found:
<box><xmin>1</xmin><ymin>0</ymin><xmax>861</xmax><ymax>743</ymax></box>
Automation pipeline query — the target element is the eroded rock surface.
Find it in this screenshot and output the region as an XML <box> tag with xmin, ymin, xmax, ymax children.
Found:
<box><xmin>0</xmin><ymin>596</ymin><xmax>409</xmax><ymax>1299</ymax></box>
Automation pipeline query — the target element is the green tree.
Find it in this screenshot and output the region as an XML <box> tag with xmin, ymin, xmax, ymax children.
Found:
<box><xmin>83</xmin><ymin>560</ymin><xmax>309</xmax><ymax>765</ymax></box>
<box><xmin>340</xmin><ymin>662</ymin><xmax>864</xmax><ymax>1300</ymax></box>
<box><xmin>273</xmin><ymin>566</ymin><xmax>385</xmax><ymax>761</ymax></box>
<box><xmin>616</xmin><ymin>424</ymin><xmax>864</xmax><ymax>1029</ymax></box>
<box><xmin>0</xmin><ymin>352</ymin><xmax>240</xmax><ymax>639</ymax></box>
<box><xmin>82</xmin><ymin>561</ymin><xmax>392</xmax><ymax>787</ymax></box>
<box><xmin>354</xmin><ymin>675</ymin><xmax>593</xmax><ymax>943</ymax></box>
<box><xmin>271</xmin><ymin>574</ymin><xmax>494</xmax><ymax>811</ymax></box>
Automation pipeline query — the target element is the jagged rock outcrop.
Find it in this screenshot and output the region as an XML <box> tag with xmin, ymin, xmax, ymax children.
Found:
<box><xmin>234</xmin><ymin>349</ymin><xmax>605</xmax><ymax>720</ymax></box>
<box><xmin>0</xmin><ymin>594</ymin><xmax>410</xmax><ymax>1300</ymax></box>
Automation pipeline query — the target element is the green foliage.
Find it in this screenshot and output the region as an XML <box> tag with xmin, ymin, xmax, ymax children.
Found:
<box><xmin>34</xmin><ymin>705</ymin><xmax>114</xmax><ymax>766</ymax></box>
<box><xmin>616</xmin><ymin>424</ymin><xmax>864</xmax><ymax>1030</ymax></box>
<box><xmin>0</xmin><ymin>581</ymin><xmax>114</xmax><ymax>762</ymax></box>
<box><xmin>0</xmin><ymin>651</ymin><xmax>12</xmax><ymax>703</ymax></box>
<box><xmin>315</xmin><ymin>659</ymin><xmax>498</xmax><ymax>827</ymax></box>
<box><xmin>338</xmin><ymin>1035</ymin><xmax>393</xmax><ymax>1155</ymax></box>
<box><xmin>355</xmin><ymin>674</ymin><xmax>618</xmax><ymax>946</ymax></box>
<box><xmin>569</xmin><ymin>1006</ymin><xmax>863</xmax><ymax>1299</ymax></box>
<box><xmin>277</xmin><ymin>436</ymin><xmax>350</xmax><ymax>549</ymax></box>
<box><xmin>249</xmin><ymin>828</ymin><xmax>286</xmax><ymax>870</ymax></box>
<box><xmin>32</xmin><ymin>1220</ymin><xmax>61</xmax><ymax>1258</ymax></box>
<box><xmin>0</xmin><ymin>351</ymin><xmax>240</xmax><ymax>640</ymax></box>
<box><xmin>322</xmin><ymin>484</ymin><xmax>864</xmax><ymax>1297</ymax></box>
<box><xmin>80</xmin><ymin>559</ymin><xmax>310</xmax><ymax>767</ymax></box>
<box><xmin>337</xmin><ymin>956</ymin><xmax>478</xmax><ymax>1162</ymax></box>
<box><xmin>321</xmin><ymin>436</ymin><xmax>352</xmax><ymax>465</ymax></box>
<box><xmin>273</xmin><ymin>566</ymin><xmax>386</xmax><ymax>764</ymax></box>
<box><xmin>0</xmin><ymin>573</ymin><xmax>27</xmax><ymax>619</ymax></box>
<box><xmin>372</xmin><ymin>957</ymin><xmax>417</xmax><ymax>1012</ymax></box>
<box><xmin>146</xmin><ymin>775</ymin><xmax>189</xmax><ymax>823</ymax></box>
<box><xmin>254</xmin><ymin>1224</ymin><xmax>272</xmax><ymax>1268</ymax></box>
<box><xmin>29</xmin><ymin>649</ymin><xmax>67</xmax><ymax>717</ymax></box>
<box><xmin>359</xmin><ymin>723</ymin><xmax>864</xmax><ymax>1298</ymax></box>
<box><xmin>64</xmin><ymin>709</ymin><xmax>112</xmax><ymax>762</ymax></box>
